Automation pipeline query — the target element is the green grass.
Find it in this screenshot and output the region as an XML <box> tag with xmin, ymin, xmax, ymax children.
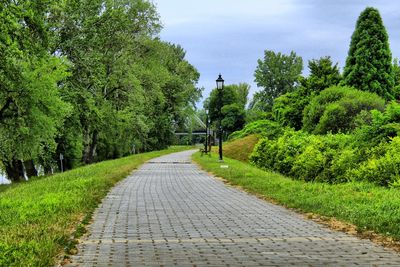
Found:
<box><xmin>215</xmin><ymin>134</ymin><xmax>260</xmax><ymax>162</ymax></box>
<box><xmin>193</xmin><ymin>152</ymin><xmax>400</xmax><ymax>241</ymax></box>
<box><xmin>0</xmin><ymin>146</ymin><xmax>191</xmax><ymax>267</ymax></box>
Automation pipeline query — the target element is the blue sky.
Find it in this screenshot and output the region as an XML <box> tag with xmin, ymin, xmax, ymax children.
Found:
<box><xmin>153</xmin><ymin>0</ymin><xmax>400</xmax><ymax>106</ymax></box>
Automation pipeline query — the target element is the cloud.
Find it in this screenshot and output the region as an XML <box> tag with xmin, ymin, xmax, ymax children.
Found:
<box><xmin>154</xmin><ymin>0</ymin><xmax>400</xmax><ymax>105</ymax></box>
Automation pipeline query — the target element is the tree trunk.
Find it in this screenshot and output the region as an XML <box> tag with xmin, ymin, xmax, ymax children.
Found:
<box><xmin>83</xmin><ymin>130</ymin><xmax>98</xmax><ymax>164</ymax></box>
<box><xmin>24</xmin><ymin>159</ymin><xmax>38</xmax><ymax>178</ymax></box>
<box><xmin>4</xmin><ymin>159</ymin><xmax>25</xmax><ymax>182</ymax></box>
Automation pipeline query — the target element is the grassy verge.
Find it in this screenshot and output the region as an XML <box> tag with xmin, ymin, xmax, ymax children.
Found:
<box><xmin>0</xmin><ymin>146</ymin><xmax>191</xmax><ymax>267</ymax></box>
<box><xmin>193</xmin><ymin>152</ymin><xmax>400</xmax><ymax>243</ymax></box>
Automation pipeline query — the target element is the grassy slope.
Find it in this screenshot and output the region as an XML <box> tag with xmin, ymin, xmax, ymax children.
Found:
<box><xmin>219</xmin><ymin>134</ymin><xmax>259</xmax><ymax>162</ymax></box>
<box><xmin>0</xmin><ymin>146</ymin><xmax>191</xmax><ymax>267</ymax></box>
<box><xmin>193</xmin><ymin>152</ymin><xmax>400</xmax><ymax>242</ymax></box>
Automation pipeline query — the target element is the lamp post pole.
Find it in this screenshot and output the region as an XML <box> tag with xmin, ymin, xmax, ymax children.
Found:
<box><xmin>216</xmin><ymin>74</ymin><xmax>224</xmax><ymax>162</ymax></box>
<box><xmin>204</xmin><ymin>109</ymin><xmax>209</xmax><ymax>153</ymax></box>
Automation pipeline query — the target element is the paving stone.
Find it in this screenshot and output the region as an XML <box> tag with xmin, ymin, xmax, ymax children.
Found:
<box><xmin>67</xmin><ymin>150</ymin><xmax>400</xmax><ymax>266</ymax></box>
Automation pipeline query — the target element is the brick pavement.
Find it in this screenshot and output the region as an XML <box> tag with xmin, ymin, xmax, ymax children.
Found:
<box><xmin>67</xmin><ymin>150</ymin><xmax>400</xmax><ymax>266</ymax></box>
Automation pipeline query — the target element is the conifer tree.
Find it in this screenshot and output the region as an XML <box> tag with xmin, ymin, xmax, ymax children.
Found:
<box><xmin>343</xmin><ymin>7</ymin><xmax>394</xmax><ymax>99</ymax></box>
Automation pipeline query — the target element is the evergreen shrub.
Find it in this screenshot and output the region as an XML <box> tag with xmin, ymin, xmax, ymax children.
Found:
<box><xmin>228</xmin><ymin>120</ymin><xmax>284</xmax><ymax>141</ymax></box>
<box><xmin>302</xmin><ymin>86</ymin><xmax>385</xmax><ymax>134</ymax></box>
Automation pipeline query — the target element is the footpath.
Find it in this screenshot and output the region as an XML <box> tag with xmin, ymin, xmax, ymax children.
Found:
<box><xmin>67</xmin><ymin>150</ymin><xmax>400</xmax><ymax>266</ymax></box>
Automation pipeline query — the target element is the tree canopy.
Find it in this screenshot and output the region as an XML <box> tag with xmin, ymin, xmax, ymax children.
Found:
<box><xmin>253</xmin><ymin>50</ymin><xmax>303</xmax><ymax>112</ymax></box>
<box><xmin>205</xmin><ymin>84</ymin><xmax>249</xmax><ymax>136</ymax></box>
<box><xmin>0</xmin><ymin>0</ymin><xmax>201</xmax><ymax>181</ymax></box>
<box><xmin>343</xmin><ymin>7</ymin><xmax>394</xmax><ymax>99</ymax></box>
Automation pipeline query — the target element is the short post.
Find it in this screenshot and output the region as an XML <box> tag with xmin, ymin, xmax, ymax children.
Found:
<box><xmin>59</xmin><ymin>153</ymin><xmax>64</xmax><ymax>173</ymax></box>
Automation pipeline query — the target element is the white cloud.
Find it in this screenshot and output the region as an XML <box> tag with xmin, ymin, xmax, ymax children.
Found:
<box><xmin>153</xmin><ymin>0</ymin><xmax>400</xmax><ymax>105</ymax></box>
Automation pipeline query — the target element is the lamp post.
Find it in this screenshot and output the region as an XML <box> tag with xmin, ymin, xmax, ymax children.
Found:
<box><xmin>204</xmin><ymin>109</ymin><xmax>209</xmax><ymax>153</ymax></box>
<box><xmin>216</xmin><ymin>74</ymin><xmax>224</xmax><ymax>162</ymax></box>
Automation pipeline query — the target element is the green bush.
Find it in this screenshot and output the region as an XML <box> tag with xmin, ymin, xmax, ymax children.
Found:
<box><xmin>272</xmin><ymin>88</ymin><xmax>310</xmax><ymax>130</ymax></box>
<box><xmin>349</xmin><ymin>137</ymin><xmax>400</xmax><ymax>186</ymax></box>
<box><xmin>251</xmin><ymin>129</ymin><xmax>355</xmax><ymax>183</ymax></box>
<box><xmin>251</xmin><ymin>102</ymin><xmax>400</xmax><ymax>186</ymax></box>
<box><xmin>290</xmin><ymin>133</ymin><xmax>353</xmax><ymax>182</ymax></box>
<box><xmin>354</xmin><ymin>101</ymin><xmax>400</xmax><ymax>146</ymax></box>
<box><xmin>291</xmin><ymin>139</ymin><xmax>325</xmax><ymax>181</ymax></box>
<box><xmin>228</xmin><ymin>119</ymin><xmax>284</xmax><ymax>140</ymax></box>
<box><xmin>303</xmin><ymin>86</ymin><xmax>385</xmax><ymax>134</ymax></box>
<box><xmin>250</xmin><ymin>129</ymin><xmax>310</xmax><ymax>176</ymax></box>
<box><xmin>329</xmin><ymin>148</ymin><xmax>359</xmax><ymax>183</ymax></box>
<box><xmin>250</xmin><ymin>138</ymin><xmax>277</xmax><ymax>170</ymax></box>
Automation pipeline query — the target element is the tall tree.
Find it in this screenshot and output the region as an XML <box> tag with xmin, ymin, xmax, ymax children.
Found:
<box><xmin>0</xmin><ymin>1</ymin><xmax>70</xmax><ymax>181</ymax></box>
<box><xmin>392</xmin><ymin>58</ymin><xmax>400</xmax><ymax>99</ymax></box>
<box><xmin>343</xmin><ymin>7</ymin><xmax>394</xmax><ymax>99</ymax></box>
<box><xmin>55</xmin><ymin>0</ymin><xmax>200</xmax><ymax>163</ymax></box>
<box><xmin>253</xmin><ymin>50</ymin><xmax>303</xmax><ymax>112</ymax></box>
<box><xmin>56</xmin><ymin>0</ymin><xmax>162</xmax><ymax>163</ymax></box>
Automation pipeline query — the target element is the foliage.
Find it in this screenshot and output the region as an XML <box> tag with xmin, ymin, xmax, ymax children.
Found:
<box><xmin>194</xmin><ymin>153</ymin><xmax>400</xmax><ymax>241</ymax></box>
<box><xmin>0</xmin><ymin>0</ymin><xmax>201</xmax><ymax>181</ymax></box>
<box><xmin>231</xmin><ymin>83</ymin><xmax>250</xmax><ymax>109</ymax></box>
<box><xmin>353</xmin><ymin>101</ymin><xmax>400</xmax><ymax>147</ymax></box>
<box><xmin>302</xmin><ymin>86</ymin><xmax>385</xmax><ymax>134</ymax></box>
<box><xmin>0</xmin><ymin>1</ymin><xmax>71</xmax><ymax>181</ymax></box>
<box><xmin>228</xmin><ymin>120</ymin><xmax>284</xmax><ymax>141</ymax></box>
<box><xmin>250</xmin><ymin>121</ymin><xmax>400</xmax><ymax>186</ymax></box>
<box><xmin>290</xmin><ymin>134</ymin><xmax>353</xmax><ymax>182</ymax></box>
<box><xmin>393</xmin><ymin>59</ymin><xmax>400</xmax><ymax>99</ymax></box>
<box><xmin>206</xmin><ymin>84</ymin><xmax>249</xmax><ymax>136</ymax></box>
<box><xmin>245</xmin><ymin>101</ymin><xmax>272</xmax><ymax>123</ymax></box>
<box><xmin>56</xmin><ymin>1</ymin><xmax>200</xmax><ymax>163</ymax></box>
<box><xmin>348</xmin><ymin>137</ymin><xmax>400</xmax><ymax>186</ymax></box>
<box><xmin>272</xmin><ymin>87</ymin><xmax>310</xmax><ymax>130</ymax></box>
<box><xmin>250</xmin><ymin>129</ymin><xmax>310</xmax><ymax>176</ymax></box>
<box><xmin>250</xmin><ymin>129</ymin><xmax>359</xmax><ymax>183</ymax></box>
<box><xmin>221</xmin><ymin>104</ymin><xmax>246</xmax><ymax>134</ymax></box>
<box><xmin>0</xmin><ymin>146</ymin><xmax>191</xmax><ymax>266</ymax></box>
<box><xmin>302</xmin><ymin>56</ymin><xmax>341</xmax><ymax>93</ymax></box>
<box><xmin>272</xmin><ymin>57</ymin><xmax>341</xmax><ymax>130</ymax></box>
<box><xmin>343</xmin><ymin>7</ymin><xmax>394</xmax><ymax>100</ymax></box>
<box><xmin>253</xmin><ymin>50</ymin><xmax>303</xmax><ymax>112</ymax></box>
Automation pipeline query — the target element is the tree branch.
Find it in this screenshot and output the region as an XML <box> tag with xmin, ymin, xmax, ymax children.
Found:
<box><xmin>0</xmin><ymin>98</ymin><xmax>13</xmax><ymax>122</ymax></box>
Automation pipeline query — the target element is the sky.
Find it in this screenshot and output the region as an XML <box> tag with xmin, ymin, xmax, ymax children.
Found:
<box><xmin>153</xmin><ymin>0</ymin><xmax>400</xmax><ymax>107</ymax></box>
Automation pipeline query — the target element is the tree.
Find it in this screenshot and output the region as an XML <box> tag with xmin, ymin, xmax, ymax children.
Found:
<box><xmin>273</xmin><ymin>56</ymin><xmax>341</xmax><ymax>130</ymax></box>
<box><xmin>55</xmin><ymin>0</ymin><xmax>163</xmax><ymax>163</ymax></box>
<box><xmin>0</xmin><ymin>1</ymin><xmax>70</xmax><ymax>181</ymax></box>
<box><xmin>343</xmin><ymin>7</ymin><xmax>394</xmax><ymax>99</ymax></box>
<box><xmin>302</xmin><ymin>56</ymin><xmax>341</xmax><ymax>93</ymax></box>
<box><xmin>205</xmin><ymin>84</ymin><xmax>248</xmax><ymax>136</ymax></box>
<box><xmin>253</xmin><ymin>50</ymin><xmax>303</xmax><ymax>112</ymax></box>
<box><xmin>53</xmin><ymin>0</ymin><xmax>201</xmax><ymax>164</ymax></box>
<box><xmin>232</xmin><ymin>83</ymin><xmax>250</xmax><ymax>109</ymax></box>
<box><xmin>221</xmin><ymin>104</ymin><xmax>246</xmax><ymax>135</ymax></box>
<box><xmin>392</xmin><ymin>58</ymin><xmax>400</xmax><ymax>99</ymax></box>
<box><xmin>0</xmin><ymin>0</ymin><xmax>201</xmax><ymax>181</ymax></box>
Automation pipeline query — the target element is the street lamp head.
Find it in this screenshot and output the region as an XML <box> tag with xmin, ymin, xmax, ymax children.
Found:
<box><xmin>216</xmin><ymin>74</ymin><xmax>224</xmax><ymax>90</ymax></box>
<box><xmin>205</xmin><ymin>108</ymin><xmax>209</xmax><ymax>115</ymax></box>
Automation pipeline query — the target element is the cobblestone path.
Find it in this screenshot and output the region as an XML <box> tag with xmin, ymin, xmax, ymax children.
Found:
<box><xmin>68</xmin><ymin>150</ymin><xmax>400</xmax><ymax>266</ymax></box>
